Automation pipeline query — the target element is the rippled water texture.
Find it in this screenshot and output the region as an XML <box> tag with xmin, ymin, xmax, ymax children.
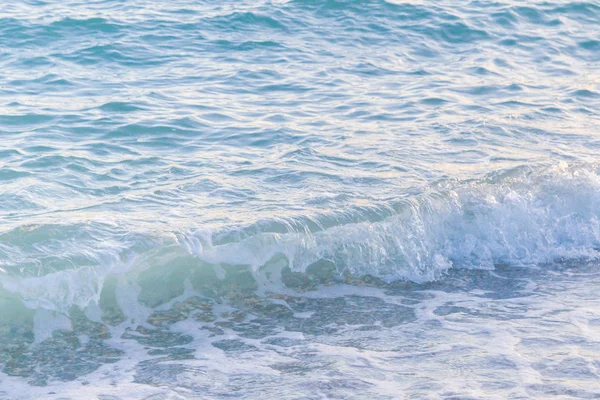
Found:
<box><xmin>1</xmin><ymin>0</ymin><xmax>600</xmax><ymax>398</ymax></box>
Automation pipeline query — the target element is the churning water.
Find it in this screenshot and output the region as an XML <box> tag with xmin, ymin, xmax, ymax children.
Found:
<box><xmin>1</xmin><ymin>0</ymin><xmax>600</xmax><ymax>398</ymax></box>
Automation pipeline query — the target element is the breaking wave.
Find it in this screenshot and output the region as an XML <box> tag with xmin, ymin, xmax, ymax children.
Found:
<box><xmin>1</xmin><ymin>162</ymin><xmax>600</xmax><ymax>313</ymax></box>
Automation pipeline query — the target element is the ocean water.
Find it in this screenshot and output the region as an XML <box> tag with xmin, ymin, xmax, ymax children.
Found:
<box><xmin>1</xmin><ymin>0</ymin><xmax>600</xmax><ymax>398</ymax></box>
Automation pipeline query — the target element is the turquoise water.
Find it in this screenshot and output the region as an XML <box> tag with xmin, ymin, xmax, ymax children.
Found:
<box><xmin>1</xmin><ymin>0</ymin><xmax>600</xmax><ymax>398</ymax></box>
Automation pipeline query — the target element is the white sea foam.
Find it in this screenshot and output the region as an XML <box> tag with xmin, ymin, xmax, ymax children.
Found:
<box><xmin>182</xmin><ymin>162</ymin><xmax>600</xmax><ymax>282</ymax></box>
<box><xmin>1</xmin><ymin>162</ymin><xmax>599</xmax><ymax>314</ymax></box>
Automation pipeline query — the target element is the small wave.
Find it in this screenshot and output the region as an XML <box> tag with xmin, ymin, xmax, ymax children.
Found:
<box><xmin>49</xmin><ymin>17</ymin><xmax>123</xmax><ymax>33</ymax></box>
<box><xmin>183</xmin><ymin>162</ymin><xmax>600</xmax><ymax>281</ymax></box>
<box><xmin>1</xmin><ymin>162</ymin><xmax>599</xmax><ymax>313</ymax></box>
<box><xmin>209</xmin><ymin>11</ymin><xmax>289</xmax><ymax>32</ymax></box>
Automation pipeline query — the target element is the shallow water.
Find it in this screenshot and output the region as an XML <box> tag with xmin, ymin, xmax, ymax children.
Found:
<box><xmin>1</xmin><ymin>0</ymin><xmax>600</xmax><ymax>398</ymax></box>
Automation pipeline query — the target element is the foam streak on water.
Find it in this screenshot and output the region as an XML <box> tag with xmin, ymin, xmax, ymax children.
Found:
<box><xmin>1</xmin><ymin>0</ymin><xmax>599</xmax><ymax>398</ymax></box>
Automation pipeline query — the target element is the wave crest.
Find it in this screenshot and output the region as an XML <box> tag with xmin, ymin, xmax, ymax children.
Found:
<box><xmin>2</xmin><ymin>162</ymin><xmax>600</xmax><ymax>312</ymax></box>
<box><xmin>183</xmin><ymin>162</ymin><xmax>600</xmax><ymax>282</ymax></box>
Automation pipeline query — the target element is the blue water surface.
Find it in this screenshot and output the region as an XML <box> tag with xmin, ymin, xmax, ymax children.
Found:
<box><xmin>1</xmin><ymin>0</ymin><xmax>600</xmax><ymax>398</ymax></box>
